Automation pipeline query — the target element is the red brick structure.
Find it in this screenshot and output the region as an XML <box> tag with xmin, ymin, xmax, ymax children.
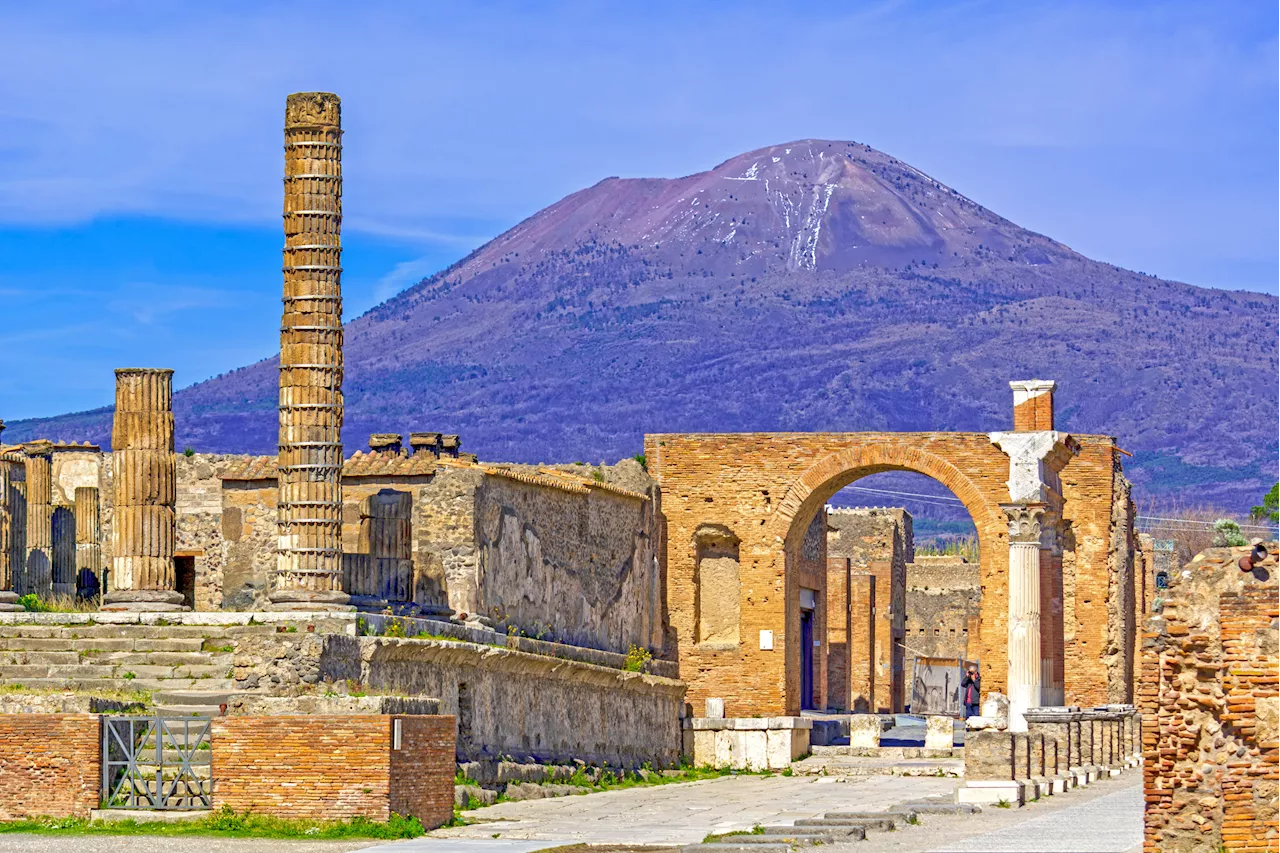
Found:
<box><xmin>0</xmin><ymin>714</ymin><xmax>100</xmax><ymax>819</ymax></box>
<box><xmin>827</xmin><ymin>507</ymin><xmax>910</xmax><ymax>713</ymax></box>
<box><xmin>1141</xmin><ymin>543</ymin><xmax>1278</xmax><ymax>853</ymax></box>
<box><xmin>646</xmin><ymin>385</ymin><xmax>1135</xmax><ymax>717</ymax></box>
<box><xmin>212</xmin><ymin>714</ymin><xmax>455</xmax><ymax>827</ymax></box>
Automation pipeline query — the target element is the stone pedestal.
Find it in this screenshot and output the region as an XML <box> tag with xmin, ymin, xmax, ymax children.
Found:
<box><xmin>849</xmin><ymin>714</ymin><xmax>882</xmax><ymax>748</ymax></box>
<box><xmin>924</xmin><ymin>715</ymin><xmax>954</xmax><ymax>750</ymax></box>
<box><xmin>682</xmin><ymin>716</ymin><xmax>811</xmax><ymax>771</ymax></box>
<box><xmin>271</xmin><ymin>92</ymin><xmax>350</xmax><ymax>612</ymax></box>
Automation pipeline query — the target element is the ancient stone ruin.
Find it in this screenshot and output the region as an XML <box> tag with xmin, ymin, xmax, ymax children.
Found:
<box><xmin>0</xmin><ymin>91</ymin><xmax>1269</xmax><ymax>837</ymax></box>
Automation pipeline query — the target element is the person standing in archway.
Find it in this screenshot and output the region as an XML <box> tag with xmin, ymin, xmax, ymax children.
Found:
<box><xmin>961</xmin><ymin>665</ymin><xmax>981</xmax><ymax>718</ymax></box>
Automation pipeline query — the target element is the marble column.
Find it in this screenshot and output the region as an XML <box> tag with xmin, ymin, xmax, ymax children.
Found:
<box><xmin>22</xmin><ymin>441</ymin><xmax>54</xmax><ymax>597</ymax></box>
<box><xmin>1003</xmin><ymin>502</ymin><xmax>1046</xmax><ymax>731</ymax></box>
<box><xmin>0</xmin><ymin>451</ymin><xmax>22</xmax><ymax>610</ymax></box>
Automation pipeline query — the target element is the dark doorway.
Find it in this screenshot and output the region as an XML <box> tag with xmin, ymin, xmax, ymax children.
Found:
<box><xmin>174</xmin><ymin>556</ymin><xmax>196</xmax><ymax>610</ymax></box>
<box><xmin>800</xmin><ymin>608</ymin><xmax>815</xmax><ymax>710</ymax></box>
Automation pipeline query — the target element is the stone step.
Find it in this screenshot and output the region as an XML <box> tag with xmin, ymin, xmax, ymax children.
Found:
<box><xmin>154</xmin><ymin>705</ymin><xmax>223</xmax><ymax>717</ymax></box>
<box><xmin>7</xmin><ymin>676</ymin><xmax>235</xmax><ymax>692</ymax></box>
<box><xmin>796</xmin><ymin>816</ymin><xmax>893</xmax><ymax>831</ymax></box>
<box><xmin>891</xmin><ymin>802</ymin><xmax>980</xmax><ymax>815</ymax></box>
<box><xmin>79</xmin><ymin>651</ymin><xmax>221</xmax><ymax>666</ymax></box>
<box><xmin>757</xmin><ymin>825</ymin><xmax>864</xmax><ymax>839</ymax></box>
<box><xmin>825</xmin><ymin>810</ymin><xmax>913</xmax><ymax>823</ymax></box>
<box><xmin>0</xmin><ymin>651</ymin><xmax>81</xmax><ymax>665</ymax></box>
<box><xmin>152</xmin><ymin>690</ymin><xmax>235</xmax><ymax>707</ymax></box>
<box><xmin>708</xmin><ymin>835</ymin><xmax>843</xmax><ymax>846</ymax></box>
<box><xmin>675</xmin><ymin>840</ymin><xmax>793</xmax><ymax>845</ymax></box>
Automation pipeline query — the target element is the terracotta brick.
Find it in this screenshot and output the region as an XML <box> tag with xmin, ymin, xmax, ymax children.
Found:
<box><xmin>0</xmin><ymin>714</ymin><xmax>100</xmax><ymax>819</ymax></box>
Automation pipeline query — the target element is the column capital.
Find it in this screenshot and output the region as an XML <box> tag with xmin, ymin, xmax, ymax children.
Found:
<box><xmin>21</xmin><ymin>440</ymin><xmax>53</xmax><ymax>459</ymax></box>
<box><xmin>1001</xmin><ymin>502</ymin><xmax>1049</xmax><ymax>543</ymax></box>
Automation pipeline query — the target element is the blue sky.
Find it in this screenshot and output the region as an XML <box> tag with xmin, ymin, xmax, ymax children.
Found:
<box><xmin>2</xmin><ymin>1</ymin><xmax>1276</xmax><ymax>420</ymax></box>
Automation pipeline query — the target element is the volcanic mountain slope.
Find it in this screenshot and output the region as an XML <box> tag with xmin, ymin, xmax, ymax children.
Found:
<box><xmin>13</xmin><ymin>140</ymin><xmax>1278</xmax><ymax>510</ymax></box>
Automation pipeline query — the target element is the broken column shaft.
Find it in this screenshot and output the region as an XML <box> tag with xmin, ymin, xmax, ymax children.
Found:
<box><xmin>0</xmin><ymin>451</ymin><xmax>22</xmax><ymax>610</ymax></box>
<box><xmin>22</xmin><ymin>441</ymin><xmax>54</xmax><ymax>596</ymax></box>
<box><xmin>104</xmin><ymin>368</ymin><xmax>185</xmax><ymax>611</ymax></box>
<box><xmin>272</xmin><ymin>91</ymin><xmax>349</xmax><ymax>611</ymax></box>
<box><xmin>75</xmin><ymin>486</ymin><xmax>102</xmax><ymax>598</ymax></box>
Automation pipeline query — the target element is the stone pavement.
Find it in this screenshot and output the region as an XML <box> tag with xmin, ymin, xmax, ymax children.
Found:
<box><xmin>931</xmin><ymin>779</ymin><xmax>1143</xmax><ymax>853</ymax></box>
<box><xmin>433</xmin><ymin>774</ymin><xmax>956</xmax><ymax>844</ymax></box>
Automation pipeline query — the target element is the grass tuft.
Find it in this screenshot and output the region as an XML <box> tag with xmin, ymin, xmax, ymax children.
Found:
<box><xmin>0</xmin><ymin>807</ymin><xmax>426</xmax><ymax>839</ymax></box>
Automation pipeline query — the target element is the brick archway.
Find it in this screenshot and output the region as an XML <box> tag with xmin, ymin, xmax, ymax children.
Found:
<box><xmin>763</xmin><ymin>443</ymin><xmax>1006</xmax><ymax>718</ymax></box>
<box><xmin>646</xmin><ymin>429</ymin><xmax>1128</xmax><ymax>718</ymax></box>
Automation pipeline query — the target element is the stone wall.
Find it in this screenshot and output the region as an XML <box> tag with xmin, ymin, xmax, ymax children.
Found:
<box><xmin>223</xmin><ymin>626</ymin><xmax>685</xmax><ymax>769</ymax></box>
<box><xmin>904</xmin><ymin>556</ymin><xmax>979</xmax><ymax>696</ymax></box>
<box><xmin>0</xmin><ymin>713</ymin><xmax>101</xmax><ymax>819</ymax></box>
<box><xmin>197</xmin><ymin>454</ymin><xmax>665</xmax><ymax>656</ymax></box>
<box><xmin>1140</xmin><ymin>543</ymin><xmax>1278</xmax><ymax>853</ymax></box>
<box><xmin>828</xmin><ymin>507</ymin><xmax>911</xmax><ymax>713</ymax></box>
<box><xmin>212</xmin><ymin>714</ymin><xmax>455</xmax><ymax>827</ymax></box>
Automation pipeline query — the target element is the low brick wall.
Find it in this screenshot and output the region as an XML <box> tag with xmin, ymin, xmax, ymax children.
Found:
<box><xmin>0</xmin><ymin>714</ymin><xmax>100</xmax><ymax>819</ymax></box>
<box><xmin>212</xmin><ymin>714</ymin><xmax>454</xmax><ymax>828</ymax></box>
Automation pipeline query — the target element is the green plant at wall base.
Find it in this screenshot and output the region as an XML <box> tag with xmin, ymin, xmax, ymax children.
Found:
<box><xmin>383</xmin><ymin>619</ymin><xmax>407</xmax><ymax>638</ymax></box>
<box><xmin>633</xmin><ymin>454</ymin><xmax>647</xmax><ymax>470</ymax></box>
<box><xmin>121</xmin><ymin>672</ymin><xmax>136</xmax><ymax>681</ymax></box>
<box><xmin>622</xmin><ymin>644</ymin><xmax>652</xmax><ymax>672</ymax></box>
<box><xmin>995</xmin><ymin>799</ymin><xmax>1011</xmax><ymax>808</ymax></box>
<box><xmin>183</xmin><ymin>447</ymin><xmax>195</xmax><ymax>457</ymax></box>
<box><xmin>0</xmin><ymin>808</ymin><xmax>426</xmax><ymax>839</ymax></box>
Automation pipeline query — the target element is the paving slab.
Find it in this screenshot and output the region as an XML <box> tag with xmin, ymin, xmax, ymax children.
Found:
<box><xmin>432</xmin><ymin>774</ymin><xmax>956</xmax><ymax>844</ymax></box>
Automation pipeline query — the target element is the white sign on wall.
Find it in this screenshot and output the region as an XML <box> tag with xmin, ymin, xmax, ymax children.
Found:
<box><xmin>759</xmin><ymin>630</ymin><xmax>774</xmax><ymax>650</ymax></box>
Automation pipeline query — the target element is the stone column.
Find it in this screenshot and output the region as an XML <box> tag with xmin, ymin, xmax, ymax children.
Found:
<box><xmin>104</xmin><ymin>368</ymin><xmax>185</xmax><ymax>611</ymax></box>
<box><xmin>0</xmin><ymin>451</ymin><xmax>22</xmax><ymax>610</ymax></box>
<box><xmin>1003</xmin><ymin>502</ymin><xmax>1046</xmax><ymax>731</ymax></box>
<box><xmin>22</xmin><ymin>441</ymin><xmax>54</xmax><ymax>596</ymax></box>
<box><xmin>74</xmin><ymin>486</ymin><xmax>102</xmax><ymax>598</ymax></box>
<box><xmin>7</xmin><ymin>461</ymin><xmax>24</xmax><ymax>597</ymax></box>
<box><xmin>272</xmin><ymin>91</ymin><xmax>349</xmax><ymax>611</ymax></box>
<box><xmin>51</xmin><ymin>507</ymin><xmax>75</xmax><ymax>596</ymax></box>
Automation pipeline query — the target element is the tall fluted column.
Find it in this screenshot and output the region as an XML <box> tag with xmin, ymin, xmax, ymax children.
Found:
<box><xmin>74</xmin><ymin>486</ymin><xmax>102</xmax><ymax>598</ymax></box>
<box><xmin>103</xmin><ymin>368</ymin><xmax>185</xmax><ymax>611</ymax></box>
<box><xmin>1004</xmin><ymin>503</ymin><xmax>1046</xmax><ymax>732</ymax></box>
<box><xmin>51</xmin><ymin>506</ymin><xmax>75</xmax><ymax>596</ymax></box>
<box><xmin>22</xmin><ymin>441</ymin><xmax>54</xmax><ymax>596</ymax></box>
<box><xmin>0</xmin><ymin>451</ymin><xmax>22</xmax><ymax>609</ymax></box>
<box><xmin>271</xmin><ymin>91</ymin><xmax>349</xmax><ymax>611</ymax></box>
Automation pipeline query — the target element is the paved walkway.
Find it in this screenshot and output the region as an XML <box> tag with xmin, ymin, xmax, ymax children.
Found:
<box><xmin>432</xmin><ymin>774</ymin><xmax>955</xmax><ymax>844</ymax></box>
<box><xmin>931</xmin><ymin>781</ymin><xmax>1143</xmax><ymax>853</ymax></box>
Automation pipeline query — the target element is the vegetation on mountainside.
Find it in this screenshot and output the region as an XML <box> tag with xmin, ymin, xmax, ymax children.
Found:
<box><xmin>1252</xmin><ymin>483</ymin><xmax>1279</xmax><ymax>524</ymax></box>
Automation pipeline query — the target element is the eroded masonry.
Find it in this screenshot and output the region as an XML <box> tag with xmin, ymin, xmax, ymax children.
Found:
<box><xmin>0</xmin><ymin>91</ymin><xmax>1270</xmax><ymax>838</ymax></box>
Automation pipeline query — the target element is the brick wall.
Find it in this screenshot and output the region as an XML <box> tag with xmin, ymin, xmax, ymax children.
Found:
<box><xmin>212</xmin><ymin>714</ymin><xmax>454</xmax><ymax>828</ymax></box>
<box><xmin>826</xmin><ymin>557</ymin><xmax>851</xmax><ymax>710</ymax></box>
<box><xmin>848</xmin><ymin>572</ymin><xmax>876</xmax><ymax>712</ymax></box>
<box><xmin>904</xmin><ymin>557</ymin><xmax>978</xmax><ymax>694</ymax></box>
<box><xmin>0</xmin><ymin>714</ymin><xmax>101</xmax><ymax>819</ymax></box>
<box><xmin>1141</xmin><ymin>544</ymin><xmax>1278</xmax><ymax>853</ymax></box>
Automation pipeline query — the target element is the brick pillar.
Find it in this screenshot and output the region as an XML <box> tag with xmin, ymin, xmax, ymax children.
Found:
<box><xmin>1010</xmin><ymin>379</ymin><xmax>1055</xmax><ymax>431</ymax></box>
<box><xmin>104</xmin><ymin>368</ymin><xmax>184</xmax><ymax>611</ymax></box>
<box><xmin>1003</xmin><ymin>503</ymin><xmax>1045</xmax><ymax>731</ymax></box>
<box><xmin>22</xmin><ymin>441</ymin><xmax>54</xmax><ymax>596</ymax></box>
<box><xmin>272</xmin><ymin>91</ymin><xmax>349</xmax><ymax>612</ymax></box>
<box><xmin>74</xmin><ymin>487</ymin><xmax>102</xmax><ymax>598</ymax></box>
<box><xmin>0</xmin><ymin>450</ymin><xmax>21</xmax><ymax>610</ymax></box>
<box><xmin>848</xmin><ymin>572</ymin><xmax>876</xmax><ymax>712</ymax></box>
<box><xmin>1039</xmin><ymin>512</ymin><xmax>1066</xmax><ymax>705</ymax></box>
